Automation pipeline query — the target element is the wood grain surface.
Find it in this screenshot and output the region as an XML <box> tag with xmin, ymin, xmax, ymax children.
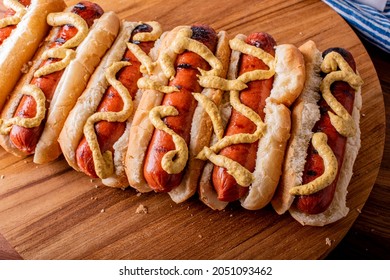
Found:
<box><xmin>0</xmin><ymin>0</ymin><xmax>385</xmax><ymax>259</ymax></box>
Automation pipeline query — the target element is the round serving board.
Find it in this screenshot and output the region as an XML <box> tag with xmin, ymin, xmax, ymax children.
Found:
<box><xmin>0</xmin><ymin>0</ymin><xmax>385</xmax><ymax>259</ymax></box>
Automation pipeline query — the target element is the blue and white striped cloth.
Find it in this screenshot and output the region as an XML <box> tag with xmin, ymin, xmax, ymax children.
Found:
<box><xmin>322</xmin><ymin>0</ymin><xmax>390</xmax><ymax>53</ymax></box>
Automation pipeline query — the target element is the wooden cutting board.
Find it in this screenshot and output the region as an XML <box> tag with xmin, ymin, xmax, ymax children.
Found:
<box><xmin>0</xmin><ymin>0</ymin><xmax>385</xmax><ymax>259</ymax></box>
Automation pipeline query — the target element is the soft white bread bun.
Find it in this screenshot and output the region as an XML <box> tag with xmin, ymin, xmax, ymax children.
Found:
<box><xmin>271</xmin><ymin>40</ymin><xmax>362</xmax><ymax>226</ymax></box>
<box><xmin>59</xmin><ymin>21</ymin><xmax>161</xmax><ymax>188</ymax></box>
<box><xmin>0</xmin><ymin>8</ymin><xmax>120</xmax><ymax>163</ymax></box>
<box><xmin>0</xmin><ymin>0</ymin><xmax>66</xmax><ymax>111</ymax></box>
<box><xmin>125</xmin><ymin>26</ymin><xmax>230</xmax><ymax>203</ymax></box>
<box><xmin>199</xmin><ymin>34</ymin><xmax>305</xmax><ymax>210</ymax></box>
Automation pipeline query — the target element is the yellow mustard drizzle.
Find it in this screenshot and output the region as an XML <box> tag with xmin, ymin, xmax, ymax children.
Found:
<box><xmin>149</xmin><ymin>106</ymin><xmax>189</xmax><ymax>174</ymax></box>
<box><xmin>196</xmin><ymin>89</ymin><xmax>266</xmax><ymax>159</ymax></box>
<box><xmin>199</xmin><ymin>37</ymin><xmax>275</xmax><ymax>90</ymax></box>
<box><xmin>0</xmin><ymin>0</ymin><xmax>27</xmax><ymax>29</ymax></box>
<box><xmin>0</xmin><ymin>85</ymin><xmax>46</xmax><ymax>134</ymax></box>
<box><xmin>127</xmin><ymin>43</ymin><xmax>156</xmax><ymax>75</ymax></box>
<box><xmin>198</xmin><ymin>75</ymin><xmax>247</xmax><ymax>91</ymax></box>
<box><xmin>171</xmin><ymin>27</ymin><xmax>223</xmax><ymax>77</ymax></box>
<box><xmin>320</xmin><ymin>51</ymin><xmax>363</xmax><ymax>137</ymax></box>
<box><xmin>34</xmin><ymin>48</ymin><xmax>76</xmax><ymax>78</ymax></box>
<box><xmin>201</xmin><ymin>146</ymin><xmax>254</xmax><ymax>187</ymax></box>
<box><xmin>196</xmin><ymin>35</ymin><xmax>275</xmax><ymax>186</ymax></box>
<box><xmin>83</xmin><ymin>61</ymin><xmax>133</xmax><ymax>179</ymax></box>
<box><xmin>34</xmin><ymin>12</ymin><xmax>89</xmax><ymax>78</ymax></box>
<box><xmin>137</xmin><ymin>77</ymin><xmax>179</xmax><ymax>93</ymax></box>
<box><xmin>158</xmin><ymin>27</ymin><xmax>224</xmax><ymax>79</ymax></box>
<box><xmin>127</xmin><ymin>21</ymin><xmax>163</xmax><ymax>75</ymax></box>
<box><xmin>192</xmin><ymin>92</ymin><xmax>224</xmax><ymax>140</ymax></box>
<box><xmin>132</xmin><ymin>21</ymin><xmax>162</xmax><ymax>42</ymax></box>
<box><xmin>289</xmin><ymin>132</ymin><xmax>338</xmax><ymax>195</ymax></box>
<box><xmin>230</xmin><ymin>37</ymin><xmax>275</xmax><ymax>67</ymax></box>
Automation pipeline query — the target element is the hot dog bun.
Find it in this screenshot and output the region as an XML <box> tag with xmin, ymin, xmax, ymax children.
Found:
<box><xmin>0</xmin><ymin>0</ymin><xmax>66</xmax><ymax>111</ymax></box>
<box><xmin>59</xmin><ymin>21</ymin><xmax>162</xmax><ymax>188</ymax></box>
<box><xmin>125</xmin><ymin>25</ymin><xmax>230</xmax><ymax>203</ymax></box>
<box><xmin>271</xmin><ymin>40</ymin><xmax>362</xmax><ymax>226</ymax></box>
<box><xmin>198</xmin><ymin>33</ymin><xmax>305</xmax><ymax>210</ymax></box>
<box><xmin>0</xmin><ymin>4</ymin><xmax>120</xmax><ymax>164</ymax></box>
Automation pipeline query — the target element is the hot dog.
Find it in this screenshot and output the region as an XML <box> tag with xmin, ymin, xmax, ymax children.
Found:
<box><xmin>271</xmin><ymin>40</ymin><xmax>363</xmax><ymax>226</ymax></box>
<box><xmin>0</xmin><ymin>1</ymin><xmax>120</xmax><ymax>164</ymax></box>
<box><xmin>125</xmin><ymin>24</ymin><xmax>230</xmax><ymax>202</ymax></box>
<box><xmin>58</xmin><ymin>21</ymin><xmax>162</xmax><ymax>188</ymax></box>
<box><xmin>197</xmin><ymin>32</ymin><xmax>305</xmax><ymax>210</ymax></box>
<box><xmin>212</xmin><ymin>32</ymin><xmax>276</xmax><ymax>202</ymax></box>
<box><xmin>0</xmin><ymin>0</ymin><xmax>66</xmax><ymax>111</ymax></box>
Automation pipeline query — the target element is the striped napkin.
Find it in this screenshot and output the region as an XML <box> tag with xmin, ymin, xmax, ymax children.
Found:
<box><xmin>322</xmin><ymin>0</ymin><xmax>390</xmax><ymax>53</ymax></box>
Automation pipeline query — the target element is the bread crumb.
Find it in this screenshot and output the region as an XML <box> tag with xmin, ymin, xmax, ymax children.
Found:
<box><xmin>198</xmin><ymin>234</ymin><xmax>203</xmax><ymax>238</ymax></box>
<box><xmin>100</xmin><ymin>209</ymin><xmax>105</xmax><ymax>213</ymax></box>
<box><xmin>94</xmin><ymin>185</ymin><xmax>99</xmax><ymax>189</ymax></box>
<box><xmin>325</xmin><ymin>238</ymin><xmax>336</xmax><ymax>246</ymax></box>
<box><xmin>0</xmin><ymin>175</ymin><xmax>4</xmax><ymax>179</ymax></box>
<box><xmin>136</xmin><ymin>204</ymin><xmax>148</xmax><ymax>214</ymax></box>
<box><xmin>229</xmin><ymin>214</ymin><xmax>233</xmax><ymax>217</ymax></box>
<box><xmin>90</xmin><ymin>179</ymin><xmax>94</xmax><ymax>183</ymax></box>
<box><xmin>20</xmin><ymin>61</ymin><xmax>31</xmax><ymax>73</ymax></box>
<box><xmin>356</xmin><ymin>208</ymin><xmax>362</xmax><ymax>213</ymax></box>
<box><xmin>361</xmin><ymin>113</ymin><xmax>366</xmax><ymax>117</ymax></box>
<box><xmin>136</xmin><ymin>192</ymin><xmax>142</xmax><ymax>197</ymax></box>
